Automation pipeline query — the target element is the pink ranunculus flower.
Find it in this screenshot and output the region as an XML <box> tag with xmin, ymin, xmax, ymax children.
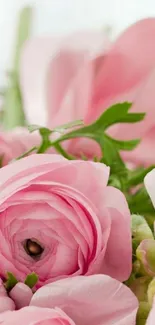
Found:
<box><xmin>0</xmin><ymin>127</ymin><xmax>41</xmax><ymax>166</ymax></box>
<box><xmin>20</xmin><ymin>19</ymin><xmax>155</xmax><ymax>166</ymax></box>
<box><xmin>0</xmin><ymin>306</ymin><xmax>75</xmax><ymax>325</ymax></box>
<box><xmin>0</xmin><ymin>154</ymin><xmax>131</xmax><ymax>286</ymax></box>
<box><xmin>0</xmin><ymin>275</ymin><xmax>138</xmax><ymax>325</ymax></box>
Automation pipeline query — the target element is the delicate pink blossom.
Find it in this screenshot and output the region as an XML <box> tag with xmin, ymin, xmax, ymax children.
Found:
<box><xmin>0</xmin><ymin>154</ymin><xmax>131</xmax><ymax>286</ymax></box>
<box><xmin>20</xmin><ymin>19</ymin><xmax>155</xmax><ymax>166</ymax></box>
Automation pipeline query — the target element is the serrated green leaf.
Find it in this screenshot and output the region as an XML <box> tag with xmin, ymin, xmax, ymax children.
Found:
<box><xmin>28</xmin><ymin>120</ymin><xmax>83</xmax><ymax>134</ymax></box>
<box><xmin>54</xmin><ymin>119</ymin><xmax>83</xmax><ymax>131</ymax></box>
<box><xmin>119</xmin><ymin>112</ymin><xmax>146</xmax><ymax>123</ymax></box>
<box><xmin>25</xmin><ymin>272</ymin><xmax>38</xmax><ymax>288</ymax></box>
<box><xmin>5</xmin><ymin>272</ymin><xmax>18</xmax><ymax>291</ymax></box>
<box><xmin>94</xmin><ymin>102</ymin><xmax>132</xmax><ymax>130</ymax></box>
<box><xmin>105</xmin><ymin>134</ymin><xmax>140</xmax><ymax>151</ymax></box>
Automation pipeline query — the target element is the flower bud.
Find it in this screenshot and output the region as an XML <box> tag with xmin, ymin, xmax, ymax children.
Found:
<box><xmin>9</xmin><ymin>282</ymin><xmax>33</xmax><ymax>309</ymax></box>
<box><xmin>136</xmin><ymin>239</ymin><xmax>155</xmax><ymax>277</ymax></box>
<box><xmin>129</xmin><ymin>276</ymin><xmax>151</xmax><ymax>302</ymax></box>
<box><xmin>0</xmin><ymin>296</ymin><xmax>15</xmax><ymax>312</ymax></box>
<box><xmin>0</xmin><ymin>278</ymin><xmax>7</xmax><ymax>297</ymax></box>
<box><xmin>132</xmin><ymin>215</ymin><xmax>153</xmax><ymax>250</ymax></box>
<box><xmin>147</xmin><ymin>278</ymin><xmax>155</xmax><ymax>306</ymax></box>
<box><xmin>136</xmin><ymin>301</ymin><xmax>150</xmax><ymax>325</ymax></box>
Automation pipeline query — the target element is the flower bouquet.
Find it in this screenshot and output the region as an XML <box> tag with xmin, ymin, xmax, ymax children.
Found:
<box><xmin>0</xmin><ymin>6</ymin><xmax>155</xmax><ymax>325</ymax></box>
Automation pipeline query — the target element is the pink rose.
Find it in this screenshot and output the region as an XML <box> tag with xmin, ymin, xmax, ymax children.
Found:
<box><xmin>0</xmin><ymin>154</ymin><xmax>131</xmax><ymax>286</ymax></box>
<box><xmin>0</xmin><ymin>128</ymin><xmax>41</xmax><ymax>166</ymax></box>
<box><xmin>0</xmin><ymin>275</ymin><xmax>138</xmax><ymax>325</ymax></box>
<box><xmin>20</xmin><ymin>19</ymin><xmax>155</xmax><ymax>166</ymax></box>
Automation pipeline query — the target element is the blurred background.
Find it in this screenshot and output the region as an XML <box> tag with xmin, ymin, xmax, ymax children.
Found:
<box><xmin>1</xmin><ymin>0</ymin><xmax>155</xmax><ymax>88</ymax></box>
<box><xmin>1</xmin><ymin>0</ymin><xmax>155</xmax><ymax>127</ymax></box>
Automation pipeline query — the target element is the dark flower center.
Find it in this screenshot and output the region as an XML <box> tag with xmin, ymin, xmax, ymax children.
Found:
<box><xmin>25</xmin><ymin>239</ymin><xmax>44</xmax><ymax>258</ymax></box>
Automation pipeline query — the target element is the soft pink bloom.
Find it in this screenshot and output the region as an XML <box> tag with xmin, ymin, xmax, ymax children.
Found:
<box><xmin>20</xmin><ymin>19</ymin><xmax>155</xmax><ymax>166</ymax></box>
<box><xmin>30</xmin><ymin>275</ymin><xmax>138</xmax><ymax>325</ymax></box>
<box><xmin>0</xmin><ymin>275</ymin><xmax>138</xmax><ymax>325</ymax></box>
<box><xmin>0</xmin><ymin>154</ymin><xmax>131</xmax><ymax>286</ymax></box>
<box><xmin>0</xmin><ymin>127</ymin><xmax>41</xmax><ymax>166</ymax></box>
<box><xmin>0</xmin><ymin>306</ymin><xmax>75</xmax><ymax>325</ymax></box>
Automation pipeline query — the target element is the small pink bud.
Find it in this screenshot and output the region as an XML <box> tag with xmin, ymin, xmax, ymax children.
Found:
<box><xmin>9</xmin><ymin>282</ymin><xmax>33</xmax><ymax>309</ymax></box>
<box><xmin>0</xmin><ymin>279</ymin><xmax>7</xmax><ymax>297</ymax></box>
<box><xmin>136</xmin><ymin>239</ymin><xmax>155</xmax><ymax>276</ymax></box>
<box><xmin>0</xmin><ymin>296</ymin><xmax>15</xmax><ymax>312</ymax></box>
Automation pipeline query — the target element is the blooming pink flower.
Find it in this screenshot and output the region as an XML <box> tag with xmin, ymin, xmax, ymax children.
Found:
<box><xmin>0</xmin><ymin>128</ymin><xmax>41</xmax><ymax>166</ymax></box>
<box><xmin>0</xmin><ymin>154</ymin><xmax>131</xmax><ymax>286</ymax></box>
<box><xmin>20</xmin><ymin>19</ymin><xmax>155</xmax><ymax>166</ymax></box>
<box><xmin>0</xmin><ymin>275</ymin><xmax>138</xmax><ymax>325</ymax></box>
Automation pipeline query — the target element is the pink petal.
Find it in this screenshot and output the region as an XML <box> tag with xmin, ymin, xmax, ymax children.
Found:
<box><xmin>20</xmin><ymin>30</ymin><xmax>109</xmax><ymax>125</ymax></box>
<box><xmin>0</xmin><ymin>296</ymin><xmax>15</xmax><ymax>313</ymax></box>
<box><xmin>47</xmin><ymin>51</ymin><xmax>93</xmax><ymax>127</ymax></box>
<box><xmin>101</xmin><ymin>186</ymin><xmax>132</xmax><ymax>281</ymax></box>
<box><xmin>30</xmin><ymin>275</ymin><xmax>138</xmax><ymax>325</ymax></box>
<box><xmin>144</xmin><ymin>168</ymin><xmax>155</xmax><ymax>208</ymax></box>
<box><xmin>0</xmin><ymin>306</ymin><xmax>75</xmax><ymax>325</ymax></box>
<box><xmin>121</xmin><ymin>126</ymin><xmax>155</xmax><ymax>166</ymax></box>
<box><xmin>86</xmin><ymin>18</ymin><xmax>155</xmax><ymax>141</ymax></box>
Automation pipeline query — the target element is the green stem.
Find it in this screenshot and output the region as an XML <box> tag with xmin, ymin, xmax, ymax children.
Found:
<box><xmin>3</xmin><ymin>7</ymin><xmax>33</xmax><ymax>130</ymax></box>
<box><xmin>54</xmin><ymin>143</ymin><xmax>75</xmax><ymax>160</ymax></box>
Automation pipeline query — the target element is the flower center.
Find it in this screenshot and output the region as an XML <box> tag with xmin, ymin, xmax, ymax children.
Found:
<box><xmin>25</xmin><ymin>239</ymin><xmax>44</xmax><ymax>258</ymax></box>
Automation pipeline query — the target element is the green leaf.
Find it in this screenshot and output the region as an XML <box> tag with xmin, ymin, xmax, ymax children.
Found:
<box><xmin>92</xmin><ymin>102</ymin><xmax>145</xmax><ymax>131</ymax></box>
<box><xmin>2</xmin><ymin>7</ymin><xmax>33</xmax><ymax>129</ymax></box>
<box><xmin>37</xmin><ymin>128</ymin><xmax>52</xmax><ymax>153</ymax></box>
<box><xmin>127</xmin><ymin>165</ymin><xmax>155</xmax><ymax>187</ymax></box>
<box><xmin>5</xmin><ymin>272</ymin><xmax>18</xmax><ymax>291</ymax></box>
<box><xmin>54</xmin><ymin>143</ymin><xmax>75</xmax><ymax>160</ymax></box>
<box><xmin>50</xmin><ymin>103</ymin><xmax>145</xmax><ymax>145</ymax></box>
<box><xmin>95</xmin><ymin>102</ymin><xmax>131</xmax><ymax>130</ymax></box>
<box><xmin>53</xmin><ymin>119</ymin><xmax>83</xmax><ymax>132</ymax></box>
<box><xmin>105</xmin><ymin>134</ymin><xmax>140</xmax><ymax>151</ymax></box>
<box><xmin>128</xmin><ymin>188</ymin><xmax>155</xmax><ymax>215</ymax></box>
<box><xmin>28</xmin><ymin>125</ymin><xmax>52</xmax><ymax>134</ymax></box>
<box><xmin>28</xmin><ymin>120</ymin><xmax>83</xmax><ymax>134</ymax></box>
<box><xmin>25</xmin><ymin>272</ymin><xmax>38</xmax><ymax>288</ymax></box>
<box><xmin>101</xmin><ymin>134</ymin><xmax>126</xmax><ymax>173</ymax></box>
